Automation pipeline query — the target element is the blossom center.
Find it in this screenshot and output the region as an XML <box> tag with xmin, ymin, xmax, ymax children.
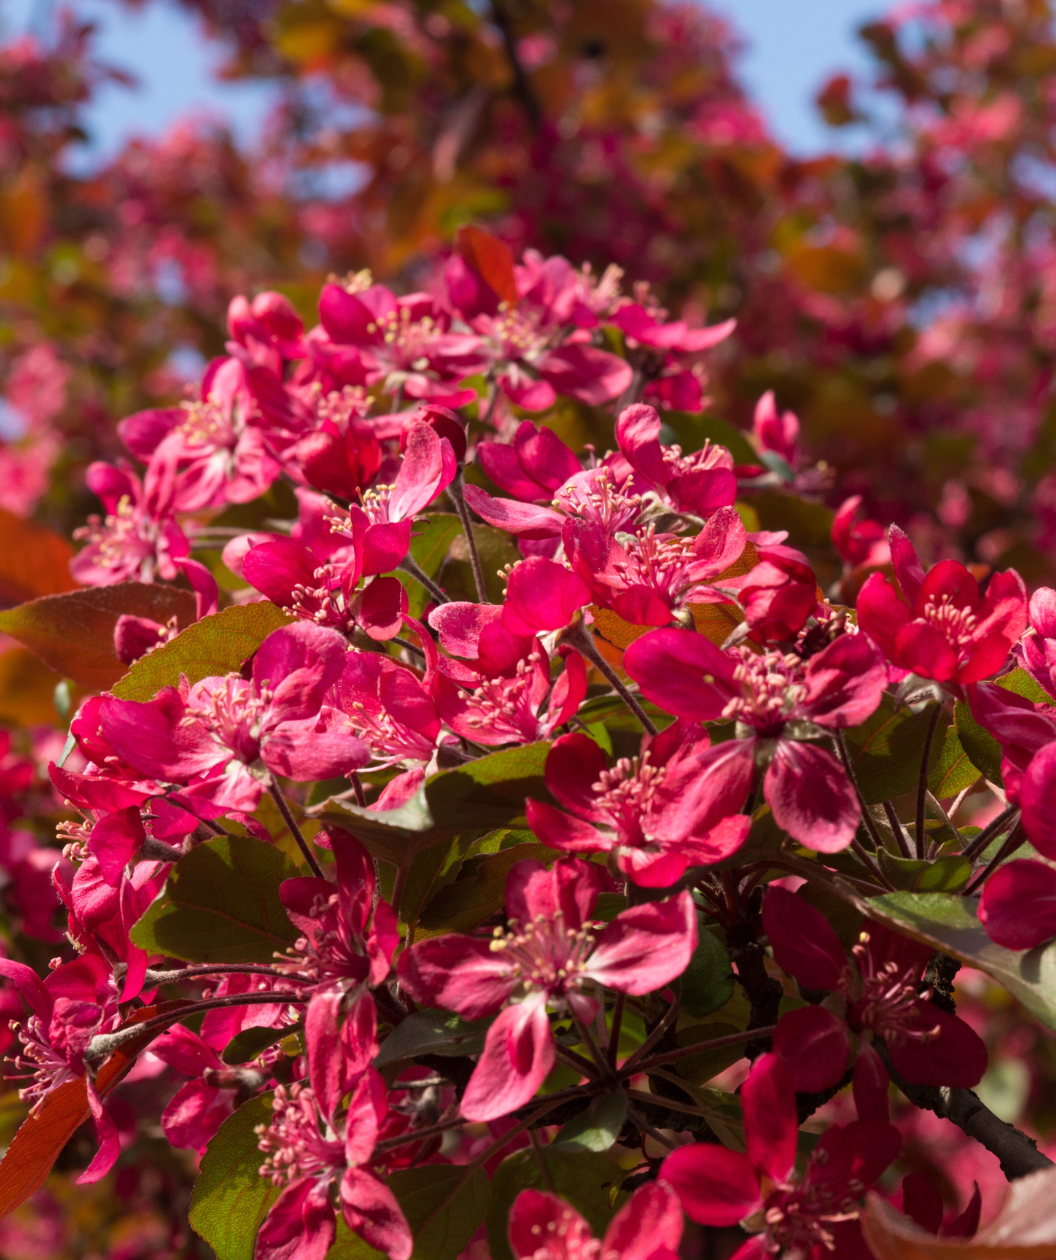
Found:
<box><xmin>257</xmin><ymin>1083</ymin><xmax>344</xmax><ymax>1186</ymax></box>
<box><xmin>491</xmin><ymin>910</ymin><xmax>599</xmax><ymax>997</ymax></box>
<box><xmin>721</xmin><ymin>648</ymin><xmax>807</xmax><ymax>734</ymax></box>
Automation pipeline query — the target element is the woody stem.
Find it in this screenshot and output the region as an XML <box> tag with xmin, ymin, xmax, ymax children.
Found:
<box><xmin>268</xmin><ymin>781</ymin><xmax>325</xmax><ymax>878</ymax></box>
<box><xmin>450</xmin><ymin>469</ymin><xmax>489</xmax><ymax>603</ymax></box>
<box><xmin>399</xmin><ymin>556</ymin><xmax>449</xmax><ymax>605</ymax></box>
<box><xmin>607</xmin><ymin>992</ymin><xmax>625</xmax><ymax>1068</ymax></box>
<box><xmin>962</xmin><ymin>820</ymin><xmax>1027</xmax><ymax>897</ymax></box>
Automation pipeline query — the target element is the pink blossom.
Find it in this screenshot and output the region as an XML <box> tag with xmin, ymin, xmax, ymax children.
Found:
<box><xmin>397</xmin><ymin>857</ymin><xmax>697</xmax><ymax>1121</ymax></box>
<box><xmin>509</xmin><ymin>1183</ymin><xmax>683</xmax><ymax>1260</ymax></box>
<box><xmin>979</xmin><ymin>858</ymin><xmax>1056</xmax><ymax>950</ymax></box>
<box><xmin>623</xmin><ymin>628</ymin><xmax>887</xmax><ymax>850</ymax></box>
<box><xmin>615</xmin><ymin>404</ymin><xmax>737</xmax><ymax>518</ymax></box>
<box><xmin>764</xmin><ymin>888</ymin><xmax>987</xmax><ymax>1099</ymax></box>
<box><xmin>660</xmin><ymin>1053</ymin><xmax>901</xmax><ymax>1258</ymax></box>
<box><xmin>857</xmin><ymin>526</ymin><xmax>1028</xmax><ymax>687</ymax></box>
<box><xmin>526</xmin><ymin>722</ymin><xmax>750</xmax><ymax>886</ymax></box>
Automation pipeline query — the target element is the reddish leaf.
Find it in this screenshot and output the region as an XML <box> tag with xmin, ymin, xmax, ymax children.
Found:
<box><xmin>0</xmin><ymin>508</ymin><xmax>77</xmax><ymax>607</ymax></box>
<box><xmin>0</xmin><ymin>1000</ymin><xmax>192</xmax><ymax>1219</ymax></box>
<box><xmin>0</xmin><ymin>583</ymin><xmax>197</xmax><ymax>689</ymax></box>
<box><xmin>455</xmin><ymin>225</ymin><xmax>519</xmax><ymax>306</ymax></box>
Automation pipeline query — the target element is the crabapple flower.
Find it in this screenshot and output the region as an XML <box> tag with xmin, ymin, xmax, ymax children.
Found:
<box><xmin>98</xmin><ymin>623</ymin><xmax>369</xmax><ymax>813</ymax></box>
<box><xmin>501</xmin><ymin>557</ymin><xmax>593</xmax><ymax>637</ymax></box>
<box><xmin>526</xmin><ymin>722</ymin><xmax>751</xmax><ymax>886</ymax></box>
<box><xmin>151</xmin><ymin>1024</ymin><xmax>240</xmax><ymax>1153</ymax></box>
<box><xmin>660</xmin><ymin>1054</ymin><xmax>901</xmax><ymax>1259</ymax></box>
<box><xmin>509</xmin><ymin>1183</ymin><xmax>683</xmax><ymax>1260</ymax></box>
<box><xmin>979</xmin><ymin>858</ymin><xmax>1056</xmax><ymax>949</ymax></box>
<box><xmin>624</xmin><ymin>628</ymin><xmax>887</xmax><ymax>850</ymax></box>
<box><xmin>857</xmin><ymin>525</ymin><xmax>1028</xmax><ymax>687</ymax></box>
<box><xmin>763</xmin><ymin>887</ymin><xmax>987</xmax><ymax>1098</ymax></box>
<box><xmin>276</xmin><ymin>828</ymin><xmax>399</xmax><ymax>1119</ymax></box>
<box><xmin>254</xmin><ymin>1069</ymin><xmax>411</xmax><ymax>1260</ymax></box>
<box><xmin>898</xmin><ymin>1172</ymin><xmax>981</xmax><ymax>1240</ymax></box>
<box><xmin>476</xmin><ymin>421</ymin><xmax>582</xmax><ymax>505</ymax></box>
<box><xmin>398</xmin><ymin>857</ymin><xmax>697</xmax><ymax>1121</ymax></box>
<box><xmin>615</xmin><ymin>403</ymin><xmax>737</xmax><ymax>518</ymax></box>
<box><xmin>0</xmin><ymin>953</ymin><xmax>124</xmax><ymax>1183</ymax></box>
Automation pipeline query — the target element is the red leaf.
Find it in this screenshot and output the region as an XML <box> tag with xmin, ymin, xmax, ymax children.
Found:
<box><xmin>455</xmin><ymin>225</ymin><xmax>519</xmax><ymax>306</ymax></box>
<box><xmin>0</xmin><ymin>999</ymin><xmax>192</xmax><ymax>1218</ymax></box>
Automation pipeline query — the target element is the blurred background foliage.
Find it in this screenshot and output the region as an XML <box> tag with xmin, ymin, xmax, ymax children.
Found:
<box><xmin>6</xmin><ymin>0</ymin><xmax>1056</xmax><ymax>581</ymax></box>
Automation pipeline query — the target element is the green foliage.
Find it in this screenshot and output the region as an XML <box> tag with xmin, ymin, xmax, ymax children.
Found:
<box><xmin>954</xmin><ymin>669</ymin><xmax>1055</xmax><ymax>787</ymax></box>
<box><xmin>131</xmin><ymin>835</ymin><xmax>298</xmax><ymax>963</ymax></box>
<box><xmin>843</xmin><ymin>696</ymin><xmax>946</xmax><ymax>804</ymax></box>
<box><xmin>189</xmin><ymin>1094</ymin><xmax>280</xmax><ymax>1260</ymax></box>
<box><xmin>679</xmin><ymin>926</ymin><xmax>735</xmax><ymax>1018</ymax></box>
<box><xmin>928</xmin><ymin>723</ymin><xmax>982</xmax><ymax>798</ymax></box>
<box><xmin>112</xmin><ymin>603</ymin><xmax>291</xmax><ymax>701</ymax></box>
<box><xmin>861</xmin><ymin>892</ymin><xmax>1056</xmax><ymax>1032</ymax></box>
<box><xmin>374</xmin><ymin>1010</ymin><xmax>492</xmax><ymax>1066</ymax></box>
<box><xmin>389</xmin><ymin>1165</ymin><xmax>489</xmax><ymax>1260</ymax></box>
<box><xmin>551</xmin><ymin>1089</ymin><xmax>628</xmax><ymax>1153</ymax></box>
<box><xmin>876</xmin><ymin>851</ymin><xmax>971</xmax><ymax>892</ymax></box>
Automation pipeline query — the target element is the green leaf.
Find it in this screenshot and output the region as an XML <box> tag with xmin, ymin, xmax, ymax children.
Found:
<box><xmin>844</xmin><ymin>696</ymin><xmax>946</xmax><ymax>804</ymax></box>
<box><xmin>486</xmin><ymin>1149</ymin><xmax>620</xmax><ymax>1260</ymax></box>
<box><xmin>222</xmin><ymin>1023</ymin><xmax>301</xmax><ymax>1065</ymax></box>
<box><xmin>876</xmin><ymin>851</ymin><xmax>971</xmax><ymax>892</ymax></box>
<box><xmin>679</xmin><ymin>927</ymin><xmax>735</xmax><ymax>1018</ymax></box>
<box><xmin>440</xmin><ymin>523</ymin><xmax>520</xmax><ymax>605</ymax></box>
<box><xmin>856</xmin><ymin>891</ymin><xmax>1056</xmax><ymax>1032</ymax></box>
<box><xmin>189</xmin><ymin>1093</ymin><xmax>279</xmax><ymax>1260</ymax></box>
<box><xmin>374</xmin><ymin>1010</ymin><xmax>492</xmax><ymax>1066</ymax></box>
<box><xmin>389</xmin><ymin>1164</ymin><xmax>489</xmax><ymax>1260</ymax></box>
<box><xmin>397</xmin><ymin>515</ymin><xmax>463</xmax><ymax>617</ymax></box>
<box><xmin>112</xmin><ymin>603</ymin><xmax>292</xmax><ymax>701</ymax></box>
<box><xmin>319</xmin><ymin>744</ymin><xmax>552</xmax><ymax>867</ymax></box>
<box><xmin>131</xmin><ymin>835</ymin><xmax>298</xmax><ymax>963</ymax></box>
<box><xmin>0</xmin><ymin>583</ymin><xmax>197</xmax><ymax>690</ymax></box>
<box><xmin>416</xmin><ymin>842</ymin><xmax>561</xmax><ymax>938</ymax></box>
<box><xmin>662</xmin><ymin>412</ymin><xmax>757</xmax><ymax>466</ymax></box>
<box><xmin>751</xmin><ymin>491</ymin><xmax>835</xmax><ymax>550</ymax></box>
<box><xmin>326</xmin><ymin>1219</ymin><xmax>384</xmax><ymax>1259</ymax></box>
<box><xmin>672</xmin><ymin>1023</ymin><xmax>746</xmax><ymax>1086</ymax></box>
<box><xmin>551</xmin><ymin>1089</ymin><xmax>627</xmax><ymax>1153</ymax></box>
<box><xmin>928</xmin><ymin>723</ymin><xmax>981</xmax><ymax>798</ymax></box>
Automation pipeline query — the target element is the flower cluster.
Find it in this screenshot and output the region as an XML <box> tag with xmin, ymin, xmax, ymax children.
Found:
<box><xmin>0</xmin><ymin>233</ymin><xmax>1052</xmax><ymax>1260</ymax></box>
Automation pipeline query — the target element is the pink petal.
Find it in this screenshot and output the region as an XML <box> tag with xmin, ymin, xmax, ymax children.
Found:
<box><xmin>1019</xmin><ymin>743</ymin><xmax>1056</xmax><ymax>860</ymax></box>
<box><xmin>980</xmin><ymin>858</ymin><xmax>1056</xmax><ymax>949</ymax></box>
<box><xmin>886</xmin><ymin>1003</ymin><xmax>988</xmax><ymax>1088</ymax></box>
<box><xmin>802</xmin><ymin>633</ymin><xmax>888</xmax><ymax>729</ymax></box>
<box><xmin>660</xmin><ymin>1143</ymin><xmax>760</xmax><ymax>1227</ymax></box>
<box><xmin>742</xmin><ymin>1053</ymin><xmax>797</xmax><ymax>1183</ymax></box>
<box><xmin>602</xmin><ymin>1182</ymin><xmax>684</xmax><ymax>1260</ymax></box>
<box><xmin>397</xmin><ymin>933</ymin><xmax>515</xmax><ymax>1020</ymax></box>
<box><xmin>340</xmin><ymin>1167</ymin><xmax>412</xmax><ymax>1260</ymax></box>
<box><xmin>773</xmin><ymin>1005</ymin><xmax>852</xmax><ymax>1092</ymax></box>
<box><xmin>764</xmin><ymin>740</ymin><xmax>860</xmax><ymax>852</ymax></box>
<box><xmin>502</xmin><ymin>557</ymin><xmax>592</xmax><ymax>636</ymax></box>
<box><xmin>587</xmin><ymin>892</ymin><xmax>697</xmax><ymax>995</ymax></box>
<box><xmin>853</xmin><ymin>1042</ymin><xmax>890</xmax><ymax>1123</ymax></box>
<box><xmin>255</xmin><ymin>1178</ymin><xmax>335</xmax><ymax>1260</ymax></box>
<box><xmin>86</xmin><ymin>807</ymin><xmax>145</xmax><ymax>888</ymax></box>
<box><xmin>623</xmin><ymin>627</ymin><xmax>738</xmax><ymax>721</ymax></box>
<box><xmin>509</xmin><ymin>1190</ymin><xmax>594</xmax><ymax>1260</ymax></box>
<box><xmin>161</xmin><ymin>1080</ymin><xmax>233</xmax><ymax>1153</ymax></box>
<box><xmin>525</xmin><ymin>798</ymin><xmax>605</xmax><ymax>852</ymax></box>
<box><xmin>461</xmin><ymin>994</ymin><xmax>555</xmax><ymax>1122</ymax></box>
<box><xmin>761</xmin><ymin>886</ymin><xmax>846</xmax><ymax>991</ymax></box>
<box><xmin>542</xmin><ymin>732</ymin><xmax>609</xmax><ymax>816</ymax></box>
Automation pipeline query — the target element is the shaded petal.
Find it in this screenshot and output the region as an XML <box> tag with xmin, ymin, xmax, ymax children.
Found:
<box><xmin>340</xmin><ymin>1167</ymin><xmax>413</xmax><ymax>1260</ymax></box>
<box><xmin>886</xmin><ymin>1003</ymin><xmax>988</xmax><ymax>1089</ymax></box>
<box><xmin>660</xmin><ymin>1143</ymin><xmax>760</xmax><ymax>1227</ymax></box>
<box><xmin>587</xmin><ymin>892</ymin><xmax>697</xmax><ymax>995</ymax></box>
<box><xmin>623</xmin><ymin>628</ymin><xmax>738</xmax><ymax>721</ymax></box>
<box><xmin>742</xmin><ymin>1053</ymin><xmax>797</xmax><ymax>1183</ymax></box>
<box><xmin>509</xmin><ymin>1190</ymin><xmax>594</xmax><ymax>1260</ymax></box>
<box><xmin>761</xmin><ymin>886</ymin><xmax>846</xmax><ymax>991</ymax></box>
<box><xmin>773</xmin><ymin>1005</ymin><xmax>852</xmax><ymax>1093</ymax></box>
<box><xmin>979</xmin><ymin>858</ymin><xmax>1056</xmax><ymax>949</ymax></box>
<box><xmin>397</xmin><ymin>934</ymin><xmax>514</xmax><ymax>1020</ymax></box>
<box><xmin>255</xmin><ymin>1178</ymin><xmax>335</xmax><ymax>1260</ymax></box>
<box><xmin>765</xmin><ymin>740</ymin><xmax>859</xmax><ymax>852</ymax></box>
<box><xmin>602</xmin><ymin>1182</ymin><xmax>684</xmax><ymax>1260</ymax></box>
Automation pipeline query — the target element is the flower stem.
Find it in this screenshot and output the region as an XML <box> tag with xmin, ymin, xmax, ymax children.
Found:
<box><xmin>268</xmin><ymin>780</ymin><xmax>325</xmax><ymax>878</ymax></box>
<box><xmin>962</xmin><ymin>820</ymin><xmax>1027</xmax><ymax>897</ymax></box>
<box><xmin>450</xmin><ymin>470</ymin><xmax>489</xmax><ymax>603</ymax></box>
<box><xmin>834</xmin><ymin>730</ymin><xmax>889</xmax><ymax>856</ymax></box>
<box><xmin>627</xmin><ymin>1023</ymin><xmax>776</xmax><ymax>1077</ymax></box>
<box><xmin>398</xmin><ymin>556</ymin><xmax>449</xmax><ymax>606</ymax></box>
<box><xmin>961</xmin><ymin>804</ymin><xmax>1019</xmax><ymax>863</ymax></box>
<box><xmin>607</xmin><ymin>992</ymin><xmax>626</xmax><ymax>1068</ymax></box>
<box><xmin>619</xmin><ymin>998</ymin><xmax>680</xmax><ymax>1074</ymax></box>
<box><xmin>916</xmin><ymin>702</ymin><xmax>944</xmax><ymax>858</ymax></box>
<box><xmin>882</xmin><ymin>801</ymin><xmax>912</xmax><ymax>858</ymax></box>
<box><xmin>566</xmin><ymin>622</ymin><xmax>658</xmax><ymax>736</ymax></box>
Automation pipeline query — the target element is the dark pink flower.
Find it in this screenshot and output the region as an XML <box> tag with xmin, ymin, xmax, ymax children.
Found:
<box><xmin>615</xmin><ymin>404</ymin><xmax>737</xmax><ymax>518</ymax></box>
<box><xmin>661</xmin><ymin>1053</ymin><xmax>901</xmax><ymax>1259</ymax></box>
<box><xmin>623</xmin><ymin>629</ymin><xmax>887</xmax><ymax>851</ymax></box>
<box><xmin>832</xmin><ymin>496</ymin><xmax>890</xmax><ymax>570</ymax></box>
<box><xmin>857</xmin><ymin>526</ymin><xmax>1028</xmax><ymax>687</ymax></box>
<box><xmin>509</xmin><ymin>1182</ymin><xmax>683</xmax><ymax>1260</ymax></box>
<box><xmin>0</xmin><ymin>953</ymin><xmax>123</xmax><ymax>1184</ymax></box>
<box><xmin>151</xmin><ymin>1024</ymin><xmax>238</xmax><ymax>1154</ymax></box>
<box><xmin>398</xmin><ymin>857</ymin><xmax>697</xmax><ymax>1121</ymax></box>
<box><xmin>477</xmin><ymin>421</ymin><xmax>582</xmax><ymax>504</ymax></box>
<box><xmin>98</xmin><ymin>623</ymin><xmax>368</xmax><ymax>813</ymax></box>
<box><xmin>526</xmin><ymin>723</ymin><xmax>750</xmax><ymax>886</ymax></box>
<box><xmin>763</xmin><ymin>887</ymin><xmax>987</xmax><ymax>1097</ymax></box>
<box><xmin>979</xmin><ymin>858</ymin><xmax>1056</xmax><ymax>950</ymax></box>
<box><xmin>751</xmin><ymin>390</ymin><xmax>799</xmax><ymax>469</ymax></box>
<box><xmin>898</xmin><ymin>1172</ymin><xmax>981</xmax><ymax>1240</ymax></box>
<box><xmin>254</xmin><ymin>1069</ymin><xmax>411</xmax><ymax>1260</ymax></box>
<box><xmin>276</xmin><ymin>828</ymin><xmax>399</xmax><ymax>1119</ymax></box>
<box><xmin>501</xmin><ymin>557</ymin><xmax>593</xmax><ymax>638</ymax></box>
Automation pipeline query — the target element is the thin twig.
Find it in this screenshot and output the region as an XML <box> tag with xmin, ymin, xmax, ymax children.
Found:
<box><xmin>882</xmin><ymin>801</ymin><xmax>912</xmax><ymax>859</ymax></box>
<box><xmin>571</xmin><ymin>1009</ymin><xmax>616</xmax><ymax>1083</ymax></box>
<box><xmin>268</xmin><ymin>780</ymin><xmax>325</xmax><ymax>878</ymax></box>
<box><xmin>566</xmin><ymin>623</ymin><xmax>657</xmax><ymax>736</ymax></box>
<box><xmin>529</xmin><ymin>1129</ymin><xmax>557</xmax><ymax>1191</ymax></box>
<box><xmin>450</xmin><ymin>470</ymin><xmax>489</xmax><ymax>603</ymax></box>
<box><xmin>399</xmin><ymin>556</ymin><xmax>449</xmax><ymax>606</ymax></box>
<box><xmin>626</xmin><ymin>1087</ymin><xmax>717</xmax><ymax>1122</ymax></box>
<box><xmin>916</xmin><ymin>703</ymin><xmax>944</xmax><ymax>858</ymax></box>
<box><xmin>962</xmin><ymin>820</ymin><xmax>1027</xmax><ymax>897</ymax></box>
<box><xmin>145</xmin><ymin>963</ymin><xmax>285</xmax><ymax>985</ymax></box>
<box><xmin>961</xmin><ymin>804</ymin><xmax>1019</xmax><ymax>863</ymax></box>
<box><xmin>620</xmin><ymin>1000</ymin><xmax>680</xmax><ymax>1075</ymax></box>
<box><xmin>555</xmin><ymin>1042</ymin><xmax>601</xmax><ymax>1080</ymax></box>
<box><xmin>834</xmin><ymin>731</ymin><xmax>889</xmax><ymax>854</ymax></box>
<box><xmin>607</xmin><ymin>992</ymin><xmax>626</xmax><ymax>1069</ymax></box>
<box><xmin>626</xmin><ymin>1102</ymin><xmax>674</xmax><ymax>1150</ymax></box>
<box><xmin>392</xmin><ymin>636</ymin><xmax>426</xmax><ymax>661</ymax></box>
<box><xmin>627</xmin><ymin>1024</ymin><xmax>775</xmax><ymax>1077</ymax></box>
<box><xmin>850</xmin><ymin>837</ymin><xmax>896</xmax><ymax>890</ymax></box>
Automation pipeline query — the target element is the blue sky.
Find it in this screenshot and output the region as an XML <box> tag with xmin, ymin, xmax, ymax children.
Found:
<box><xmin>1</xmin><ymin>0</ymin><xmax>887</xmax><ymax>160</ymax></box>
